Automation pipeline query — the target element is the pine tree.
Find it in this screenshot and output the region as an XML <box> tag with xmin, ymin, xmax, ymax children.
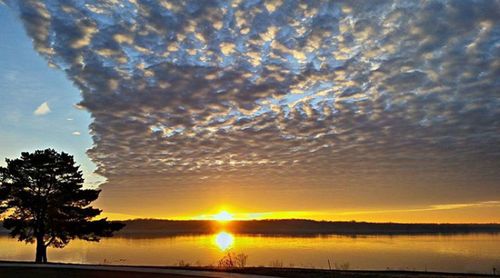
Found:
<box><xmin>0</xmin><ymin>149</ymin><xmax>124</xmax><ymax>263</ymax></box>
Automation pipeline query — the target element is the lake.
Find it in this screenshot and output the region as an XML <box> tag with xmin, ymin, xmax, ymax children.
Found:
<box><xmin>1</xmin><ymin>233</ymin><xmax>499</xmax><ymax>274</ymax></box>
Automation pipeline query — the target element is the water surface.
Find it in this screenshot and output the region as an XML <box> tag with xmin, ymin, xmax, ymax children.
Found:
<box><xmin>1</xmin><ymin>233</ymin><xmax>498</xmax><ymax>274</ymax></box>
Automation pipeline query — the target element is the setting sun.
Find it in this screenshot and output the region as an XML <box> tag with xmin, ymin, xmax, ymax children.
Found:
<box><xmin>213</xmin><ymin>211</ymin><xmax>233</xmax><ymax>222</ymax></box>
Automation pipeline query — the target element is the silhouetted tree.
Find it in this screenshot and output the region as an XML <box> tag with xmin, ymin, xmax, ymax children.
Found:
<box><xmin>0</xmin><ymin>149</ymin><xmax>124</xmax><ymax>263</ymax></box>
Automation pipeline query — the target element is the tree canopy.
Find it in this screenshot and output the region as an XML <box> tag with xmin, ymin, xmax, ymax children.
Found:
<box><xmin>0</xmin><ymin>149</ymin><xmax>124</xmax><ymax>263</ymax></box>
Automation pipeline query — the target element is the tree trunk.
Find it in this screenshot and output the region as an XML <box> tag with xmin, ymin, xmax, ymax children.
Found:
<box><xmin>35</xmin><ymin>236</ymin><xmax>47</xmax><ymax>263</ymax></box>
<box><xmin>42</xmin><ymin>245</ymin><xmax>47</xmax><ymax>263</ymax></box>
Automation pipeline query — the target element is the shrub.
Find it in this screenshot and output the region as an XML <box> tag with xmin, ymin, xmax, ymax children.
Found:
<box><xmin>218</xmin><ymin>252</ymin><xmax>249</xmax><ymax>268</ymax></box>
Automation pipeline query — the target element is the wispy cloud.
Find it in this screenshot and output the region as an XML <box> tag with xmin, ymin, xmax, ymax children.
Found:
<box><xmin>72</xmin><ymin>131</ymin><xmax>81</xmax><ymax>136</ymax></box>
<box><xmin>33</xmin><ymin>101</ymin><xmax>50</xmax><ymax>116</ymax></box>
<box><xmin>334</xmin><ymin>201</ymin><xmax>500</xmax><ymax>216</ymax></box>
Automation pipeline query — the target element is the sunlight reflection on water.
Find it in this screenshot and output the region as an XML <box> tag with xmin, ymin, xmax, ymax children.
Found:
<box><xmin>214</xmin><ymin>231</ymin><xmax>234</xmax><ymax>251</ymax></box>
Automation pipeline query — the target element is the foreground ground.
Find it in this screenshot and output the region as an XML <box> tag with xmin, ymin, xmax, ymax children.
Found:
<box><xmin>0</xmin><ymin>262</ymin><xmax>496</xmax><ymax>278</ymax></box>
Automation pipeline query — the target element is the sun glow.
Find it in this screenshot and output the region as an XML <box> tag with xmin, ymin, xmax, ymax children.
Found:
<box><xmin>214</xmin><ymin>231</ymin><xmax>234</xmax><ymax>251</ymax></box>
<box><xmin>213</xmin><ymin>210</ymin><xmax>233</xmax><ymax>222</ymax></box>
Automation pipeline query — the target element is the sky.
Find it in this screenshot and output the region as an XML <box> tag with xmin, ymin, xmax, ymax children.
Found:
<box><xmin>0</xmin><ymin>0</ymin><xmax>499</xmax><ymax>223</ymax></box>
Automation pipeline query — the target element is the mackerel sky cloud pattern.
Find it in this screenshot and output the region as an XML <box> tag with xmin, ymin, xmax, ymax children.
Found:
<box><xmin>6</xmin><ymin>0</ymin><xmax>500</xmax><ymax>207</ymax></box>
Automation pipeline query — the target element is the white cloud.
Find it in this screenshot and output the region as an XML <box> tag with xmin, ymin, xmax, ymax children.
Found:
<box><xmin>33</xmin><ymin>101</ymin><xmax>51</xmax><ymax>116</ymax></box>
<box><xmin>72</xmin><ymin>131</ymin><xmax>81</xmax><ymax>136</ymax></box>
<box><xmin>73</xmin><ymin>104</ymin><xmax>85</xmax><ymax>110</ymax></box>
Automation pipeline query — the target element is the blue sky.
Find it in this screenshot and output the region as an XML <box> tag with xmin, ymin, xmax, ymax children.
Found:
<box><xmin>0</xmin><ymin>5</ymin><xmax>102</xmax><ymax>186</ymax></box>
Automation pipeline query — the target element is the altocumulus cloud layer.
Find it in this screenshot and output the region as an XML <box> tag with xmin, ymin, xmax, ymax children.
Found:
<box><xmin>6</xmin><ymin>0</ymin><xmax>500</xmax><ymax>210</ymax></box>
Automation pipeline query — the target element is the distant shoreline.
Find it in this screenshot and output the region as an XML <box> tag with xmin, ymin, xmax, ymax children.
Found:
<box><xmin>116</xmin><ymin>219</ymin><xmax>500</xmax><ymax>236</ymax></box>
<box><xmin>1</xmin><ymin>219</ymin><xmax>499</xmax><ymax>236</ymax></box>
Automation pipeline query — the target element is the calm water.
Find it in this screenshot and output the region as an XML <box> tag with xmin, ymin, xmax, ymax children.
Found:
<box><xmin>1</xmin><ymin>233</ymin><xmax>499</xmax><ymax>274</ymax></box>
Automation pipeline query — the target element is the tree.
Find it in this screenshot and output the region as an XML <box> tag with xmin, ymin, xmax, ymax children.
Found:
<box><xmin>0</xmin><ymin>149</ymin><xmax>124</xmax><ymax>263</ymax></box>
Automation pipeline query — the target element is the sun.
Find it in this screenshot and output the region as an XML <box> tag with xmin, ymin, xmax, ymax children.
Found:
<box><xmin>213</xmin><ymin>210</ymin><xmax>233</xmax><ymax>222</ymax></box>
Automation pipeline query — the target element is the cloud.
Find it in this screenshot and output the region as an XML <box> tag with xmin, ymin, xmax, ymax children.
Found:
<box><xmin>73</xmin><ymin>104</ymin><xmax>85</xmax><ymax>110</ymax></box>
<box><xmin>72</xmin><ymin>131</ymin><xmax>81</xmax><ymax>136</ymax></box>
<box><xmin>33</xmin><ymin>101</ymin><xmax>50</xmax><ymax>116</ymax></box>
<box><xmin>7</xmin><ymin>0</ymin><xmax>500</xmax><ymax>208</ymax></box>
<box><xmin>334</xmin><ymin>201</ymin><xmax>500</xmax><ymax>216</ymax></box>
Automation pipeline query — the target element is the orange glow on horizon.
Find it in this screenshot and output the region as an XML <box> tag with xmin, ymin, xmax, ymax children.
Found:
<box><xmin>98</xmin><ymin>200</ymin><xmax>500</xmax><ymax>224</ymax></box>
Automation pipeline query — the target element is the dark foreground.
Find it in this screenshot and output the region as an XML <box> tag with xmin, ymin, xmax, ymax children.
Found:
<box><xmin>0</xmin><ymin>262</ymin><xmax>496</xmax><ymax>278</ymax></box>
<box><xmin>0</xmin><ymin>267</ymin><xmax>199</xmax><ymax>278</ymax></box>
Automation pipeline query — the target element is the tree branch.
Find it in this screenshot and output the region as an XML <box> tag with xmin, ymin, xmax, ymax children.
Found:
<box><xmin>45</xmin><ymin>235</ymin><xmax>56</xmax><ymax>247</ymax></box>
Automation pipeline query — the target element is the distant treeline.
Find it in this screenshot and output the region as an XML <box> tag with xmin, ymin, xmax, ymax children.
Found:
<box><xmin>112</xmin><ymin>219</ymin><xmax>499</xmax><ymax>236</ymax></box>
<box><xmin>1</xmin><ymin>219</ymin><xmax>498</xmax><ymax>236</ymax></box>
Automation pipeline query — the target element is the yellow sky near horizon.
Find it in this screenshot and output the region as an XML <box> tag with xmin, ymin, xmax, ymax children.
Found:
<box><xmin>99</xmin><ymin>200</ymin><xmax>500</xmax><ymax>223</ymax></box>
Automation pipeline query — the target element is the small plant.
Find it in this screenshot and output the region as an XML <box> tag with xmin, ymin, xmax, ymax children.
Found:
<box><xmin>218</xmin><ymin>252</ymin><xmax>249</xmax><ymax>268</ymax></box>
<box><xmin>218</xmin><ymin>252</ymin><xmax>234</xmax><ymax>268</ymax></box>
<box><xmin>235</xmin><ymin>253</ymin><xmax>248</xmax><ymax>268</ymax></box>
<box><xmin>269</xmin><ymin>259</ymin><xmax>284</xmax><ymax>268</ymax></box>
<box><xmin>335</xmin><ymin>262</ymin><xmax>350</xmax><ymax>270</ymax></box>
<box><xmin>177</xmin><ymin>260</ymin><xmax>190</xmax><ymax>267</ymax></box>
